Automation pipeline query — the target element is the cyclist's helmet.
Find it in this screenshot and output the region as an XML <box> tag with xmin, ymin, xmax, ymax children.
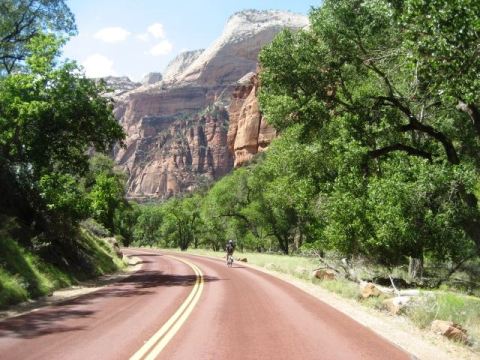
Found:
<box><xmin>228</xmin><ymin>239</ymin><xmax>233</xmax><ymax>244</ymax></box>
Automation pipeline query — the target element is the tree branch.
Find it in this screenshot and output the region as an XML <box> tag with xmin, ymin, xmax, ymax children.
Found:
<box><xmin>400</xmin><ymin>119</ymin><xmax>459</xmax><ymax>164</ymax></box>
<box><xmin>373</xmin><ymin>95</ymin><xmax>460</xmax><ymax>164</ymax></box>
<box><xmin>368</xmin><ymin>143</ymin><xmax>432</xmax><ymax>161</ymax></box>
<box><xmin>457</xmin><ymin>101</ymin><xmax>480</xmax><ymax>138</ymax></box>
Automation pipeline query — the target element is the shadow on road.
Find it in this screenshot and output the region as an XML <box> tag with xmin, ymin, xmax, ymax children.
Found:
<box><xmin>0</xmin><ymin>308</ymin><xmax>91</xmax><ymax>339</ymax></box>
<box><xmin>0</xmin><ymin>260</ymin><xmax>219</xmax><ymax>339</ymax></box>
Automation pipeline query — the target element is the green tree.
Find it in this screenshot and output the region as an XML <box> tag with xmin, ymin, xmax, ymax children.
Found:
<box><xmin>0</xmin><ymin>0</ymin><xmax>76</xmax><ymax>74</ymax></box>
<box><xmin>133</xmin><ymin>205</ymin><xmax>164</xmax><ymax>246</ymax></box>
<box><xmin>161</xmin><ymin>196</ymin><xmax>202</xmax><ymax>251</ymax></box>
<box><xmin>259</xmin><ymin>0</ymin><xmax>480</xmax><ymax>261</ymax></box>
<box><xmin>89</xmin><ymin>173</ymin><xmax>125</xmax><ymax>234</ymax></box>
<box><xmin>0</xmin><ymin>34</ymin><xmax>124</xmax><ymax>239</ymax></box>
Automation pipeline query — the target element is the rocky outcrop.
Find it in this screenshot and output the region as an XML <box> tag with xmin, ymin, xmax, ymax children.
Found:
<box><xmin>176</xmin><ymin>10</ymin><xmax>308</xmax><ymax>86</ymax></box>
<box><xmin>312</xmin><ymin>269</ymin><xmax>336</xmax><ymax>280</ymax></box>
<box><xmin>113</xmin><ymin>86</ymin><xmax>233</xmax><ymax>200</ymax></box>
<box><xmin>162</xmin><ymin>49</ymin><xmax>204</xmax><ymax>85</ymax></box>
<box><xmin>227</xmin><ymin>72</ymin><xmax>276</xmax><ymax>167</ymax></box>
<box><xmin>360</xmin><ymin>282</ymin><xmax>384</xmax><ymax>298</ymax></box>
<box><xmin>142</xmin><ymin>72</ymin><xmax>162</xmax><ymax>85</ymax></box>
<box><xmin>99</xmin><ymin>76</ymin><xmax>141</xmax><ymax>97</ymax></box>
<box><xmin>382</xmin><ymin>296</ymin><xmax>411</xmax><ymax>315</ymax></box>
<box><xmin>113</xmin><ymin>10</ymin><xmax>307</xmax><ymax>199</ymax></box>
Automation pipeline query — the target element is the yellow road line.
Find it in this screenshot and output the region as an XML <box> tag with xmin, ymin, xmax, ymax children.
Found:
<box><xmin>129</xmin><ymin>256</ymin><xmax>204</xmax><ymax>360</ymax></box>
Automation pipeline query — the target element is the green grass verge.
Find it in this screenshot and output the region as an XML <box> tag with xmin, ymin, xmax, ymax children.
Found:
<box><xmin>406</xmin><ymin>291</ymin><xmax>480</xmax><ymax>344</ymax></box>
<box><xmin>0</xmin><ymin>223</ymin><xmax>124</xmax><ymax>309</ymax></box>
<box><xmin>0</xmin><ymin>234</ymin><xmax>75</xmax><ymax>307</ymax></box>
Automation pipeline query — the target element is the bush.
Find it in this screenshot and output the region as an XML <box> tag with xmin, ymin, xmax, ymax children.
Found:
<box><xmin>80</xmin><ymin>218</ymin><xmax>111</xmax><ymax>237</ymax></box>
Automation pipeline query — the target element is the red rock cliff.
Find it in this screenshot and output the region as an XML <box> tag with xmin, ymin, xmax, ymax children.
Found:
<box><xmin>110</xmin><ymin>10</ymin><xmax>307</xmax><ymax>200</ymax></box>
<box><xmin>227</xmin><ymin>73</ymin><xmax>276</xmax><ymax>167</ymax></box>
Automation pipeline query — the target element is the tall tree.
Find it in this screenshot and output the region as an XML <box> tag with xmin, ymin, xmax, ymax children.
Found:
<box><xmin>259</xmin><ymin>0</ymin><xmax>480</xmax><ymax>259</ymax></box>
<box><xmin>0</xmin><ymin>34</ymin><xmax>124</xmax><ymax>236</ymax></box>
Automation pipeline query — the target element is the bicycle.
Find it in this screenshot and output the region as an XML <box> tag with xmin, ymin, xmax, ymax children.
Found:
<box><xmin>227</xmin><ymin>254</ymin><xmax>234</xmax><ymax>267</ymax></box>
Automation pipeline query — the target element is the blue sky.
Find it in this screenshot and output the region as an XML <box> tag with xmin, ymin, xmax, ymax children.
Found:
<box><xmin>63</xmin><ymin>0</ymin><xmax>320</xmax><ymax>81</ymax></box>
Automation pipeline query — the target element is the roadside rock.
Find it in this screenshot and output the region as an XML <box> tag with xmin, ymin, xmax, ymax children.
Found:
<box><xmin>360</xmin><ymin>282</ymin><xmax>384</xmax><ymax>298</ymax></box>
<box><xmin>238</xmin><ymin>257</ymin><xmax>248</xmax><ymax>262</ymax></box>
<box><xmin>312</xmin><ymin>269</ymin><xmax>336</xmax><ymax>280</ymax></box>
<box><xmin>431</xmin><ymin>320</ymin><xmax>469</xmax><ymax>344</ymax></box>
<box><xmin>382</xmin><ymin>296</ymin><xmax>411</xmax><ymax>315</ymax></box>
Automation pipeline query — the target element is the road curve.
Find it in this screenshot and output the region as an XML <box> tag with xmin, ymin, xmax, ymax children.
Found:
<box><xmin>0</xmin><ymin>249</ymin><xmax>412</xmax><ymax>359</ymax></box>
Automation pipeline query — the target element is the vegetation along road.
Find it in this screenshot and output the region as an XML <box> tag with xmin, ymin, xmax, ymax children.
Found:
<box><xmin>0</xmin><ymin>249</ymin><xmax>411</xmax><ymax>360</ymax></box>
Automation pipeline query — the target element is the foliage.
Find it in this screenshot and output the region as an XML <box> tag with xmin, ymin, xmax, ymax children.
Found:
<box><xmin>0</xmin><ymin>0</ymin><xmax>76</xmax><ymax>74</ymax></box>
<box><xmin>406</xmin><ymin>291</ymin><xmax>480</xmax><ymax>341</ymax></box>
<box><xmin>0</xmin><ymin>0</ymin><xmax>126</xmax><ymax>294</ymax></box>
<box><xmin>258</xmin><ymin>0</ymin><xmax>480</xmax><ymax>262</ymax></box>
<box><xmin>0</xmin><ymin>217</ymin><xmax>122</xmax><ymax>308</ymax></box>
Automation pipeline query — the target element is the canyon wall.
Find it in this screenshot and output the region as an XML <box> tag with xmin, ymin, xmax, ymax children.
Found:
<box><xmin>111</xmin><ymin>10</ymin><xmax>308</xmax><ymax>200</ymax></box>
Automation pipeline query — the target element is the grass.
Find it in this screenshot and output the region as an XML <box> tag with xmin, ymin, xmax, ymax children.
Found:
<box><xmin>406</xmin><ymin>291</ymin><xmax>480</xmax><ymax>346</ymax></box>
<box><xmin>0</xmin><ymin>220</ymin><xmax>125</xmax><ymax>309</ymax></box>
<box><xmin>0</xmin><ymin>234</ymin><xmax>75</xmax><ymax>307</ymax></box>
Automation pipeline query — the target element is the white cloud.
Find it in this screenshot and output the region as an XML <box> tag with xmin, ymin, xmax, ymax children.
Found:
<box><xmin>149</xmin><ymin>40</ymin><xmax>173</xmax><ymax>56</ymax></box>
<box><xmin>137</xmin><ymin>33</ymin><xmax>150</xmax><ymax>42</ymax></box>
<box><xmin>82</xmin><ymin>54</ymin><xmax>116</xmax><ymax>78</ymax></box>
<box><xmin>147</xmin><ymin>23</ymin><xmax>166</xmax><ymax>39</ymax></box>
<box><xmin>94</xmin><ymin>27</ymin><xmax>130</xmax><ymax>43</ymax></box>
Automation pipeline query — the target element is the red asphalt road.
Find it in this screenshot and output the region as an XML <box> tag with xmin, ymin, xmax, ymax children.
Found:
<box><xmin>0</xmin><ymin>249</ymin><xmax>412</xmax><ymax>360</ymax></box>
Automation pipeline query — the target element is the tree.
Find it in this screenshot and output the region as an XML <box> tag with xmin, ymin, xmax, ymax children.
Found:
<box><xmin>0</xmin><ymin>34</ymin><xmax>124</xmax><ymax>239</ymax></box>
<box><xmin>259</xmin><ymin>0</ymin><xmax>479</xmax><ymax>261</ymax></box>
<box><xmin>86</xmin><ymin>154</ymin><xmax>128</xmax><ymax>235</ymax></box>
<box><xmin>133</xmin><ymin>205</ymin><xmax>163</xmax><ymax>246</ymax></box>
<box><xmin>161</xmin><ymin>196</ymin><xmax>202</xmax><ymax>251</ymax></box>
<box><xmin>0</xmin><ymin>0</ymin><xmax>76</xmax><ymax>75</ymax></box>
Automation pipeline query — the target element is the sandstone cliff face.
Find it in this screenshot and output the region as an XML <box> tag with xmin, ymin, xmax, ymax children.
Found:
<box><xmin>162</xmin><ymin>49</ymin><xmax>204</xmax><ymax>85</ymax></box>
<box><xmin>142</xmin><ymin>72</ymin><xmax>162</xmax><ymax>85</ymax></box>
<box><xmin>227</xmin><ymin>72</ymin><xmax>276</xmax><ymax>167</ymax></box>
<box><xmin>176</xmin><ymin>10</ymin><xmax>308</xmax><ymax>86</ymax></box>
<box><xmin>113</xmin><ymin>10</ymin><xmax>307</xmax><ymax>200</ymax></box>
<box><xmin>99</xmin><ymin>76</ymin><xmax>141</xmax><ymax>97</ymax></box>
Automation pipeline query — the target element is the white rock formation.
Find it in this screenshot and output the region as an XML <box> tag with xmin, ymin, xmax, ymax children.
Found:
<box><xmin>175</xmin><ymin>10</ymin><xmax>308</xmax><ymax>86</ymax></box>
<box><xmin>162</xmin><ymin>49</ymin><xmax>204</xmax><ymax>85</ymax></box>
<box><xmin>142</xmin><ymin>72</ymin><xmax>162</xmax><ymax>85</ymax></box>
<box><xmin>98</xmin><ymin>76</ymin><xmax>141</xmax><ymax>97</ymax></box>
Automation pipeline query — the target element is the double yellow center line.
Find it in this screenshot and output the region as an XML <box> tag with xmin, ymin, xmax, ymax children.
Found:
<box><xmin>130</xmin><ymin>256</ymin><xmax>204</xmax><ymax>360</ymax></box>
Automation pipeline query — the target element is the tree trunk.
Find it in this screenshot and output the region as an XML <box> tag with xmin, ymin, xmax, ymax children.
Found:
<box><xmin>408</xmin><ymin>256</ymin><xmax>423</xmax><ymax>280</ymax></box>
<box><xmin>463</xmin><ymin>217</ymin><xmax>480</xmax><ymax>254</ymax></box>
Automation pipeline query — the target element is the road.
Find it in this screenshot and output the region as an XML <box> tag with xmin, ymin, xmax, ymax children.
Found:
<box><xmin>0</xmin><ymin>249</ymin><xmax>412</xmax><ymax>359</ymax></box>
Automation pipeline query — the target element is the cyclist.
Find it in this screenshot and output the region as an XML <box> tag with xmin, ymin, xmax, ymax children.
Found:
<box><xmin>226</xmin><ymin>240</ymin><xmax>235</xmax><ymax>265</ymax></box>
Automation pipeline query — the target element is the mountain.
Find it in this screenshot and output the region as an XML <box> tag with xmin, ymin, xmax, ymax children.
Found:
<box><xmin>99</xmin><ymin>76</ymin><xmax>141</xmax><ymax>97</ymax></box>
<box><xmin>112</xmin><ymin>10</ymin><xmax>308</xmax><ymax>200</ymax></box>
<box><xmin>142</xmin><ymin>72</ymin><xmax>162</xmax><ymax>85</ymax></box>
<box><xmin>162</xmin><ymin>49</ymin><xmax>204</xmax><ymax>85</ymax></box>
